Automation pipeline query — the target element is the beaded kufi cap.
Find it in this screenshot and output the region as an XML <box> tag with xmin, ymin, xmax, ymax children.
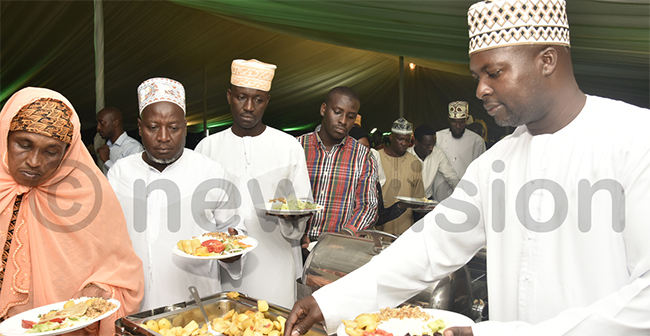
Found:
<box><xmin>231</xmin><ymin>59</ymin><xmax>277</xmax><ymax>92</ymax></box>
<box><xmin>448</xmin><ymin>101</ymin><xmax>469</xmax><ymax>119</ymax></box>
<box><xmin>137</xmin><ymin>77</ymin><xmax>186</xmax><ymax>114</ymax></box>
<box><xmin>467</xmin><ymin>0</ymin><xmax>570</xmax><ymax>55</ymax></box>
<box><xmin>391</xmin><ymin>117</ymin><xmax>413</xmax><ymax>135</ymax></box>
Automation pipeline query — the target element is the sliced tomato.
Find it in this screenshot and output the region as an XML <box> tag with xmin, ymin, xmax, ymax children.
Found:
<box><xmin>201</xmin><ymin>240</ymin><xmax>225</xmax><ymax>253</ymax></box>
<box><xmin>49</xmin><ymin>318</ymin><xmax>64</xmax><ymax>323</ymax></box>
<box><xmin>22</xmin><ymin>319</ymin><xmax>36</xmax><ymax>329</ymax></box>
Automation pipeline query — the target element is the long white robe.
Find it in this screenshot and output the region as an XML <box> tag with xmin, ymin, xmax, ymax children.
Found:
<box><xmin>108</xmin><ymin>149</ymin><xmax>241</xmax><ymax>311</ymax></box>
<box><xmin>195</xmin><ymin>126</ymin><xmax>312</xmax><ymax>308</ymax></box>
<box><xmin>433</xmin><ymin>128</ymin><xmax>485</xmax><ymax>201</ymax></box>
<box><xmin>314</xmin><ymin>96</ymin><xmax>650</xmax><ymax>335</ymax></box>
<box><xmin>422</xmin><ymin>146</ymin><xmax>460</xmax><ymax>199</ymax></box>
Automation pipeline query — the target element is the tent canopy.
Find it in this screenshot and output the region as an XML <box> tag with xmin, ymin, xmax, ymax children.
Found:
<box><xmin>2</xmin><ymin>0</ymin><xmax>648</xmax><ymax>146</ymax></box>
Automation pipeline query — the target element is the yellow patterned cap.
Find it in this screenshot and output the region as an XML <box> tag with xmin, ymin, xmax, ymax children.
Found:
<box><xmin>448</xmin><ymin>101</ymin><xmax>469</xmax><ymax>119</ymax></box>
<box><xmin>468</xmin><ymin>0</ymin><xmax>570</xmax><ymax>55</ymax></box>
<box><xmin>231</xmin><ymin>59</ymin><xmax>277</xmax><ymax>92</ymax></box>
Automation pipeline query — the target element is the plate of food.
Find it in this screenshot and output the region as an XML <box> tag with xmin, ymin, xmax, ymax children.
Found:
<box><xmin>0</xmin><ymin>297</ymin><xmax>120</xmax><ymax>336</ymax></box>
<box><xmin>260</xmin><ymin>195</ymin><xmax>323</xmax><ymax>216</ymax></box>
<box><xmin>173</xmin><ymin>232</ymin><xmax>258</xmax><ymax>260</ymax></box>
<box><xmin>337</xmin><ymin>306</ymin><xmax>474</xmax><ymax>336</ymax></box>
<box><xmin>395</xmin><ymin>196</ymin><xmax>439</xmax><ymax>207</ymax></box>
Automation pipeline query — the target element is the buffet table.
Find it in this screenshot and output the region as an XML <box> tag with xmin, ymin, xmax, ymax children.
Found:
<box><xmin>115</xmin><ymin>292</ymin><xmax>327</xmax><ymax>336</ymax></box>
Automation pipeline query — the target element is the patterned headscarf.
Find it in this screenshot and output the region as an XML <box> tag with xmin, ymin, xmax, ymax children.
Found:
<box><xmin>9</xmin><ymin>98</ymin><xmax>73</xmax><ymax>144</ymax></box>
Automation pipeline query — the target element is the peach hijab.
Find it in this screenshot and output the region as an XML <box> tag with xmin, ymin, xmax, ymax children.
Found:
<box><xmin>0</xmin><ymin>88</ymin><xmax>143</xmax><ymax>335</ymax></box>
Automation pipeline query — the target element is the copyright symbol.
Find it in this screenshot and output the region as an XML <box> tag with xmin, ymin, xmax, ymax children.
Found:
<box><xmin>31</xmin><ymin>160</ymin><xmax>103</xmax><ymax>233</ymax></box>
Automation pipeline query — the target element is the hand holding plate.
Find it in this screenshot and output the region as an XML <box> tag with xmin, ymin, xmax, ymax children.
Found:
<box><xmin>443</xmin><ymin>326</ymin><xmax>474</xmax><ymax>336</ymax></box>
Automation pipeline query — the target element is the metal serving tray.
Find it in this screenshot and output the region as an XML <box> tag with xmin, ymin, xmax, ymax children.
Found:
<box><xmin>115</xmin><ymin>291</ymin><xmax>326</xmax><ymax>336</ymax></box>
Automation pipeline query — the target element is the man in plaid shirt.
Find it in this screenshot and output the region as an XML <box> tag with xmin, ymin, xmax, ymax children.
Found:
<box><xmin>297</xmin><ymin>87</ymin><xmax>378</xmax><ymax>252</ymax></box>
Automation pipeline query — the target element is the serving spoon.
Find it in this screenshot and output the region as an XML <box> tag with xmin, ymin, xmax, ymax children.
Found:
<box><xmin>188</xmin><ymin>286</ymin><xmax>224</xmax><ymax>336</ymax></box>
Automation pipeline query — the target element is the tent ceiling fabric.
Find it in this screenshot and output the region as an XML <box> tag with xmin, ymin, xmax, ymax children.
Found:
<box><xmin>1</xmin><ymin>1</ymin><xmax>648</xmax><ymax>146</ymax></box>
<box><xmin>172</xmin><ymin>0</ymin><xmax>649</xmax><ymax>107</ymax></box>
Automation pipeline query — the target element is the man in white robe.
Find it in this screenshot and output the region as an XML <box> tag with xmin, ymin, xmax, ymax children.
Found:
<box><xmin>108</xmin><ymin>78</ymin><xmax>241</xmax><ymax>311</ymax></box>
<box><xmin>407</xmin><ymin>124</ymin><xmax>460</xmax><ymax>199</ymax></box>
<box><xmin>433</xmin><ymin>101</ymin><xmax>486</xmax><ymax>201</ymax></box>
<box><xmin>422</xmin><ymin>146</ymin><xmax>459</xmax><ymax>199</ymax></box>
<box><xmin>284</xmin><ymin>1</ymin><xmax>650</xmax><ymax>335</ymax></box>
<box><xmin>196</xmin><ymin>59</ymin><xmax>312</xmax><ymax>309</ymax></box>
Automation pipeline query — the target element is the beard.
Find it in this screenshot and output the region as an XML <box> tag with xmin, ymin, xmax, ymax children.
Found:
<box><xmin>145</xmin><ymin>148</ymin><xmax>183</xmax><ymax>165</ymax></box>
<box><xmin>451</xmin><ymin>128</ymin><xmax>465</xmax><ymax>139</ymax></box>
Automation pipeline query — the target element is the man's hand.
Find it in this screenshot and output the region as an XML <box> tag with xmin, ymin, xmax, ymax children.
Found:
<box><xmin>221</xmin><ymin>228</ymin><xmax>242</xmax><ymax>263</ymax></box>
<box><xmin>72</xmin><ymin>283</ymin><xmax>111</xmax><ymax>300</ymax></box>
<box><xmin>97</xmin><ymin>145</ymin><xmax>110</xmax><ymax>163</ymax></box>
<box><xmin>443</xmin><ymin>327</ymin><xmax>473</xmax><ymax>336</ymax></box>
<box><xmin>301</xmin><ymin>235</ymin><xmax>311</xmax><ymax>249</ymax></box>
<box><xmin>284</xmin><ymin>296</ymin><xmax>324</xmax><ymax>336</ymax></box>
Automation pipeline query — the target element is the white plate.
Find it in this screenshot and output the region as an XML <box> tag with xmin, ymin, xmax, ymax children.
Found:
<box><xmin>336</xmin><ymin>309</ymin><xmax>474</xmax><ymax>336</ymax></box>
<box><xmin>258</xmin><ymin>201</ymin><xmax>324</xmax><ymax>216</ymax></box>
<box><xmin>0</xmin><ymin>297</ymin><xmax>120</xmax><ymax>336</ymax></box>
<box><xmin>172</xmin><ymin>235</ymin><xmax>258</xmax><ymax>260</ymax></box>
<box><xmin>395</xmin><ymin>196</ymin><xmax>439</xmax><ymax>207</ymax></box>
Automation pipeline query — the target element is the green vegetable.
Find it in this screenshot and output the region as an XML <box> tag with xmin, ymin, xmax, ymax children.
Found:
<box><xmin>27</xmin><ymin>321</ymin><xmax>60</xmax><ymax>333</ymax></box>
<box><xmin>427</xmin><ymin>319</ymin><xmax>446</xmax><ymax>332</ymax></box>
<box><xmin>271</xmin><ymin>194</ymin><xmax>319</xmax><ymax>211</ymax></box>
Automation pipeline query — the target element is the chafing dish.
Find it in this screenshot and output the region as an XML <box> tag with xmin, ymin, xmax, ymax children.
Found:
<box><xmin>115</xmin><ymin>292</ymin><xmax>326</xmax><ymax>336</ymax></box>
<box><xmin>300</xmin><ymin>231</ymin><xmax>484</xmax><ymax>321</ymax></box>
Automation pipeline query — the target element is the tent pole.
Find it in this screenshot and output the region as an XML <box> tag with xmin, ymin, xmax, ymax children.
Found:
<box><xmin>94</xmin><ymin>0</ymin><xmax>104</xmax><ymax>113</ymax></box>
<box><xmin>399</xmin><ymin>56</ymin><xmax>404</xmax><ymax>118</ymax></box>
<box><xmin>203</xmin><ymin>66</ymin><xmax>208</xmax><ymax>137</ymax></box>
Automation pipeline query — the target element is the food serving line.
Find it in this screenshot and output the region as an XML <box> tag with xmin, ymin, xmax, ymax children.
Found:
<box><xmin>115</xmin><ymin>292</ymin><xmax>327</xmax><ymax>336</ymax></box>
<box><xmin>115</xmin><ymin>229</ymin><xmax>487</xmax><ymax>336</ymax></box>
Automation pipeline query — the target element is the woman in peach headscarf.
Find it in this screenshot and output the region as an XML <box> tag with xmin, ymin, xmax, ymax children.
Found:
<box><xmin>0</xmin><ymin>87</ymin><xmax>143</xmax><ymax>335</ymax></box>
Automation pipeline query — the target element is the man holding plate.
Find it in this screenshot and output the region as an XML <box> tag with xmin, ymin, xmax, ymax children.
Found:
<box><xmin>297</xmin><ymin>87</ymin><xmax>378</xmax><ymax>254</ymax></box>
<box><xmin>285</xmin><ymin>0</ymin><xmax>650</xmax><ymax>335</ymax></box>
<box><xmin>196</xmin><ymin>59</ymin><xmax>313</xmax><ymax>308</ymax></box>
<box><xmin>108</xmin><ymin>78</ymin><xmax>242</xmax><ymax>311</ymax></box>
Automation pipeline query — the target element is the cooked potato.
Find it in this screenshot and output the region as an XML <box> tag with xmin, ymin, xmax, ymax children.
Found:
<box><xmin>146</xmin><ymin>320</ymin><xmax>160</xmax><ymax>332</ymax></box>
<box><xmin>354</xmin><ymin>313</ymin><xmax>378</xmax><ymax>329</ymax></box>
<box><xmin>182</xmin><ymin>240</ymin><xmax>194</xmax><ymax>254</ymax></box>
<box><xmin>242</xmin><ymin>316</ymin><xmax>254</xmax><ymax>330</ymax></box>
<box><xmin>223</xmin><ymin>309</ymin><xmax>235</xmax><ymax>320</ymax></box>
<box><xmin>194</xmin><ymin>246</ymin><xmax>210</xmax><ymax>256</ymax></box>
<box><xmin>238</xmin><ymin>313</ymin><xmax>250</xmax><ymax>323</ymax></box>
<box><xmin>255</xmin><ymin>318</ymin><xmax>273</xmax><ymax>333</ymax></box>
<box><xmin>276</xmin><ymin>316</ymin><xmax>286</xmax><ymax>333</ymax></box>
<box><xmin>342</xmin><ymin>320</ymin><xmax>357</xmax><ymax>329</ymax></box>
<box><xmin>364</xmin><ymin>322</ymin><xmax>378</xmax><ymax>332</ymax></box>
<box><xmin>226</xmin><ymin>292</ymin><xmax>240</xmax><ymax>299</ymax></box>
<box><xmin>243</xmin><ymin>326</ymin><xmax>255</xmax><ymax>336</ymax></box>
<box><xmin>183</xmin><ymin>320</ymin><xmax>199</xmax><ymax>334</ymax></box>
<box><xmin>190</xmin><ymin>238</ymin><xmax>201</xmax><ymax>251</ymax></box>
<box><xmin>345</xmin><ymin>326</ymin><xmax>363</xmax><ymax>336</ymax></box>
<box><xmin>257</xmin><ymin>300</ymin><xmax>269</xmax><ymax>312</ymax></box>
<box><xmin>158</xmin><ymin>318</ymin><xmax>172</xmax><ymax>330</ymax></box>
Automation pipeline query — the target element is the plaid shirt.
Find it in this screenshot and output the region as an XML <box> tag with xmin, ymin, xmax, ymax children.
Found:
<box><xmin>298</xmin><ymin>129</ymin><xmax>378</xmax><ymax>241</ymax></box>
